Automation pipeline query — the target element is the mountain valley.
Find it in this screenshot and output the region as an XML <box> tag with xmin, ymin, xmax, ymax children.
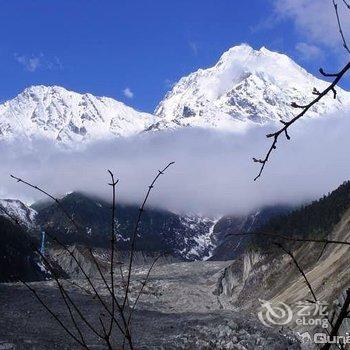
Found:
<box><xmin>2</xmin><ymin>44</ymin><xmax>350</xmax><ymax>349</ymax></box>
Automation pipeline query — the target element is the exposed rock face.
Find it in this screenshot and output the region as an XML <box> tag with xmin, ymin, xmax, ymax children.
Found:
<box><xmin>215</xmin><ymin>251</ymin><xmax>264</xmax><ymax>298</ymax></box>
<box><xmin>0</xmin><ymin>216</ymin><xmax>48</xmax><ymax>282</ymax></box>
<box><xmin>32</xmin><ymin>192</ymin><xmax>216</xmax><ymax>261</ymax></box>
<box><xmin>216</xmin><ymin>181</ymin><xmax>350</xmax><ymax>305</ymax></box>
<box><xmin>48</xmin><ymin>244</ymin><xmax>181</xmax><ymax>279</ymax></box>
<box><xmin>209</xmin><ymin>205</ymin><xmax>292</xmax><ymax>261</ymax></box>
<box><xmin>215</xmin><ymin>205</ymin><xmax>350</xmax><ymax>339</ymax></box>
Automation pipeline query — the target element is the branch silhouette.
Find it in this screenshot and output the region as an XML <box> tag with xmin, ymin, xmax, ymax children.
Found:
<box><xmin>10</xmin><ymin>161</ymin><xmax>175</xmax><ymax>349</ymax></box>
<box><xmin>254</xmin><ymin>1</ymin><xmax>350</xmax><ymax>180</ymax></box>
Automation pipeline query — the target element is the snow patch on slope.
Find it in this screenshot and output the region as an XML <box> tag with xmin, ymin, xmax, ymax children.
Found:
<box><xmin>177</xmin><ymin>215</ymin><xmax>218</xmax><ymax>260</ymax></box>
<box><xmin>0</xmin><ymin>199</ymin><xmax>37</xmax><ymax>228</ymax></box>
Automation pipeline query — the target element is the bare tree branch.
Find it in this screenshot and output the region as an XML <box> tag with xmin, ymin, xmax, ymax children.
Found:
<box><xmin>20</xmin><ymin>279</ymin><xmax>88</xmax><ymax>349</ymax></box>
<box><xmin>333</xmin><ymin>0</ymin><xmax>350</xmax><ymax>54</ymax></box>
<box><xmin>127</xmin><ymin>253</ymin><xmax>165</xmax><ymax>326</ymax></box>
<box><xmin>341</xmin><ymin>0</ymin><xmax>350</xmax><ymax>9</ymax></box>
<box><xmin>0</xmin><ymin>206</ymin><xmax>21</xmax><ymax>227</ymax></box>
<box><xmin>253</xmin><ymin>60</ymin><xmax>350</xmax><ymax>180</ymax></box>
<box><xmin>10</xmin><ymin>175</ymin><xmax>127</xmax><ymax>340</ymax></box>
<box><xmin>10</xmin><ymin>175</ymin><xmax>81</xmax><ymax>232</ymax></box>
<box><xmin>11</xmin><ymin>162</ymin><xmax>175</xmax><ymax>349</ymax></box>
<box><xmin>122</xmin><ymin>162</ymin><xmax>175</xmax><ymax>310</ymax></box>
<box><xmin>253</xmin><ymin>1</ymin><xmax>350</xmax><ymax>180</ymax></box>
<box><xmin>321</xmin><ymin>289</ymin><xmax>350</xmax><ymax>350</ymax></box>
<box><xmin>107</xmin><ymin>170</ymin><xmax>119</xmax><ymax>338</ymax></box>
<box><xmin>88</xmin><ymin>248</ymin><xmax>132</xmax><ymax>348</ymax></box>
<box><xmin>230</xmin><ymin>231</ymin><xmax>350</xmax><ymax>246</ymax></box>
<box><xmin>275</xmin><ymin>243</ymin><xmax>317</xmax><ymax>302</ymax></box>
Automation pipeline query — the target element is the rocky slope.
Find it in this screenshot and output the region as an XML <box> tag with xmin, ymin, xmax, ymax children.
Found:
<box><xmin>0</xmin><ymin>199</ymin><xmax>37</xmax><ymax>229</ymax></box>
<box><xmin>0</xmin><ymin>193</ymin><xmax>293</xmax><ymax>265</ymax></box>
<box><xmin>0</xmin><ymin>215</ymin><xmax>48</xmax><ymax>282</ymax></box>
<box><xmin>32</xmin><ymin>192</ymin><xmax>217</xmax><ymax>261</ymax></box>
<box><xmin>215</xmin><ymin>181</ymin><xmax>350</xmax><ymax>339</ymax></box>
<box><xmin>209</xmin><ymin>205</ymin><xmax>292</xmax><ymax>261</ymax></box>
<box><xmin>0</xmin><ymin>260</ymin><xmax>307</xmax><ymax>349</ymax></box>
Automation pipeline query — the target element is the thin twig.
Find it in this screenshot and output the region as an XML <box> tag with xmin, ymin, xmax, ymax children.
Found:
<box><xmin>107</xmin><ymin>170</ymin><xmax>119</xmax><ymax>338</ymax></box>
<box><xmin>2</xmin><ymin>203</ymin><xmax>102</xmax><ymax>344</ymax></box>
<box><xmin>88</xmin><ymin>248</ymin><xmax>132</xmax><ymax>347</ymax></box>
<box><xmin>0</xmin><ymin>205</ymin><xmax>21</xmax><ymax>227</ymax></box>
<box><xmin>8</xmin><ymin>211</ymin><xmax>104</xmax><ymax>343</ymax></box>
<box><xmin>20</xmin><ymin>279</ymin><xmax>88</xmax><ymax>349</ymax></box>
<box><xmin>57</xmin><ymin>283</ymin><xmax>89</xmax><ymax>348</ymax></box>
<box><xmin>122</xmin><ymin>162</ymin><xmax>175</xmax><ymax>310</ymax></box>
<box><xmin>10</xmin><ymin>175</ymin><xmax>81</xmax><ymax>232</ymax></box>
<box><xmin>253</xmin><ymin>61</ymin><xmax>350</xmax><ymax>180</ymax></box>
<box><xmin>10</xmin><ymin>175</ymin><xmax>126</xmax><ymax>338</ymax></box>
<box><xmin>99</xmin><ymin>317</ymin><xmax>113</xmax><ymax>350</ymax></box>
<box><xmin>240</xmin><ymin>230</ymin><xmax>346</xmax><ymax>340</ymax></box>
<box><xmin>231</xmin><ymin>231</ymin><xmax>350</xmax><ymax>246</ymax></box>
<box><xmin>321</xmin><ymin>289</ymin><xmax>350</xmax><ymax>350</ymax></box>
<box><xmin>333</xmin><ymin>0</ymin><xmax>350</xmax><ymax>54</ymax></box>
<box><xmin>33</xmin><ymin>245</ymin><xmax>105</xmax><ymax>340</ymax></box>
<box><xmin>275</xmin><ymin>243</ymin><xmax>317</xmax><ymax>302</ymax></box>
<box><xmin>127</xmin><ymin>253</ymin><xmax>165</xmax><ymax>326</ymax></box>
<box><xmin>342</xmin><ymin>0</ymin><xmax>350</xmax><ymax>9</ymax></box>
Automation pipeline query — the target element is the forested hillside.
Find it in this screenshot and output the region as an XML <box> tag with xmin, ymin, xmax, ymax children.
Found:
<box><xmin>260</xmin><ymin>181</ymin><xmax>350</xmax><ymax>239</ymax></box>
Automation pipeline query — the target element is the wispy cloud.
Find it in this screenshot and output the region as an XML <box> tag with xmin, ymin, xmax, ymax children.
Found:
<box><xmin>273</xmin><ymin>0</ymin><xmax>350</xmax><ymax>51</ymax></box>
<box><xmin>123</xmin><ymin>87</ymin><xmax>134</xmax><ymax>99</ymax></box>
<box><xmin>188</xmin><ymin>41</ymin><xmax>199</xmax><ymax>56</ymax></box>
<box><xmin>14</xmin><ymin>53</ymin><xmax>63</xmax><ymax>72</ymax></box>
<box><xmin>295</xmin><ymin>42</ymin><xmax>324</xmax><ymax>61</ymax></box>
<box><xmin>47</xmin><ymin>56</ymin><xmax>63</xmax><ymax>70</ymax></box>
<box><xmin>14</xmin><ymin>54</ymin><xmax>41</xmax><ymax>72</ymax></box>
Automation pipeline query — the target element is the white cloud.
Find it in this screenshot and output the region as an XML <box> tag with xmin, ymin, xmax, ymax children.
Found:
<box><xmin>14</xmin><ymin>53</ymin><xmax>63</xmax><ymax>72</ymax></box>
<box><xmin>2</xmin><ymin>109</ymin><xmax>350</xmax><ymax>216</ymax></box>
<box><xmin>273</xmin><ymin>0</ymin><xmax>350</xmax><ymax>51</ymax></box>
<box><xmin>47</xmin><ymin>56</ymin><xmax>63</xmax><ymax>70</ymax></box>
<box><xmin>14</xmin><ymin>54</ymin><xmax>41</xmax><ymax>72</ymax></box>
<box><xmin>123</xmin><ymin>87</ymin><xmax>134</xmax><ymax>99</ymax></box>
<box><xmin>295</xmin><ymin>42</ymin><xmax>324</xmax><ymax>61</ymax></box>
<box><xmin>189</xmin><ymin>41</ymin><xmax>199</xmax><ymax>56</ymax></box>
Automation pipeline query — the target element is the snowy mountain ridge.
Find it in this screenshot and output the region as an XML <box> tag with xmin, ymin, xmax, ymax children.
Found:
<box><xmin>0</xmin><ymin>85</ymin><xmax>157</xmax><ymax>143</ymax></box>
<box><xmin>0</xmin><ymin>44</ymin><xmax>349</xmax><ymax>143</ymax></box>
<box><xmin>0</xmin><ymin>199</ymin><xmax>37</xmax><ymax>229</ymax></box>
<box><xmin>153</xmin><ymin>44</ymin><xmax>350</xmax><ymax>131</ymax></box>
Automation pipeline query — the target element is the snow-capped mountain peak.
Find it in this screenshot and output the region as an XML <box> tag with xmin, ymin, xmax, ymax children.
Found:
<box><xmin>0</xmin><ymin>199</ymin><xmax>37</xmax><ymax>229</ymax></box>
<box><xmin>1</xmin><ymin>45</ymin><xmax>349</xmax><ymax>143</ymax></box>
<box><xmin>0</xmin><ymin>85</ymin><xmax>158</xmax><ymax>143</ymax></box>
<box><xmin>153</xmin><ymin>44</ymin><xmax>350</xmax><ymax>131</ymax></box>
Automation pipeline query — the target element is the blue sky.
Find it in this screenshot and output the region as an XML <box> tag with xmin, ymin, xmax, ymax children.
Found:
<box><xmin>0</xmin><ymin>0</ymin><xmax>349</xmax><ymax>112</ymax></box>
